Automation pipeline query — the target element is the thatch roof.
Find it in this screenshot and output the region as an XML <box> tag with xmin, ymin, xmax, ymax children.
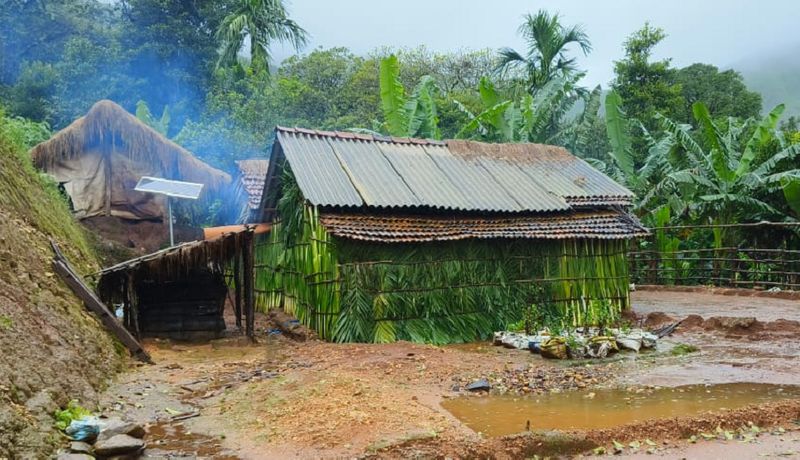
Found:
<box><xmin>96</xmin><ymin>228</ymin><xmax>249</xmax><ymax>295</ymax></box>
<box><xmin>31</xmin><ymin>100</ymin><xmax>231</xmax><ymax>194</ymax></box>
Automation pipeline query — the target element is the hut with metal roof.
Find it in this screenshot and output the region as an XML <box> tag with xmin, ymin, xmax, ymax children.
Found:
<box><xmin>254</xmin><ymin>127</ymin><xmax>648</xmax><ymax>344</ymax></box>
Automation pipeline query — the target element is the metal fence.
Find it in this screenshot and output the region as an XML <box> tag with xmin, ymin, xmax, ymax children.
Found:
<box><xmin>630</xmin><ymin>222</ymin><xmax>800</xmax><ymax>291</ymax></box>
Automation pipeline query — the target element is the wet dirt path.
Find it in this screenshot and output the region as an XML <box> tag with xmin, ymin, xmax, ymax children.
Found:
<box><xmin>94</xmin><ymin>291</ymin><xmax>800</xmax><ymax>459</ymax></box>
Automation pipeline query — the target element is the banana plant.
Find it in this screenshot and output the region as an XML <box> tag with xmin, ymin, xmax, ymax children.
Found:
<box><xmin>652</xmin><ymin>102</ymin><xmax>800</xmax><ymax>245</ymax></box>
<box><xmin>783</xmin><ymin>176</ymin><xmax>800</xmax><ymax>217</ymax></box>
<box><xmin>135</xmin><ymin>100</ymin><xmax>170</xmax><ymax>137</ymax></box>
<box><xmin>378</xmin><ymin>55</ymin><xmax>441</xmax><ymax>139</ymax></box>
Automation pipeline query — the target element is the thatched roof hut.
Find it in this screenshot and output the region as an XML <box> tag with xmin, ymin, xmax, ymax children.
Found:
<box><xmin>31</xmin><ymin>100</ymin><xmax>231</xmax><ymax>220</ymax></box>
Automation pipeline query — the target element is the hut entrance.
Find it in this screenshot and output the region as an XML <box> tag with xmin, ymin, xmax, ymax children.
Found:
<box><xmin>136</xmin><ymin>269</ymin><xmax>227</xmax><ymax>340</ymax></box>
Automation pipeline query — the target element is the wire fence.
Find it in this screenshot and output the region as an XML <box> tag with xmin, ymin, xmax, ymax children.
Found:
<box><xmin>630</xmin><ymin>222</ymin><xmax>800</xmax><ymax>291</ymax></box>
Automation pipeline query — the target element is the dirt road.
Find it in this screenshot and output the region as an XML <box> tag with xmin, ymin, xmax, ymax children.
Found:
<box><xmin>92</xmin><ymin>289</ymin><xmax>800</xmax><ymax>459</ymax></box>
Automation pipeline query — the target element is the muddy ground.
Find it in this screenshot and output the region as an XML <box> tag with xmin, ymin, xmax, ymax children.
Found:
<box><xmin>91</xmin><ymin>288</ymin><xmax>800</xmax><ymax>459</ymax></box>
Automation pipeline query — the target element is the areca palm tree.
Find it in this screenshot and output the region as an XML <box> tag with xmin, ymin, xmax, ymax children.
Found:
<box><xmin>497</xmin><ymin>10</ymin><xmax>592</xmax><ymax>94</ymax></box>
<box><xmin>455</xmin><ymin>73</ymin><xmax>582</xmax><ymax>143</ymax></box>
<box><xmin>216</xmin><ymin>0</ymin><xmax>307</xmax><ymax>71</ymax></box>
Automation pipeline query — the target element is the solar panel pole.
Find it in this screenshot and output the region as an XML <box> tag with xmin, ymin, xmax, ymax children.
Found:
<box><xmin>168</xmin><ymin>196</ymin><xmax>174</xmax><ymax>247</ymax></box>
<box><xmin>134</xmin><ymin>177</ymin><xmax>204</xmax><ymax>248</ymax></box>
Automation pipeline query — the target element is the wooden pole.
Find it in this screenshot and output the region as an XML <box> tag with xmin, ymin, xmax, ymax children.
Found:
<box><xmin>233</xmin><ymin>246</ymin><xmax>242</xmax><ymax>330</ymax></box>
<box><xmin>243</xmin><ymin>229</ymin><xmax>255</xmax><ymax>341</ymax></box>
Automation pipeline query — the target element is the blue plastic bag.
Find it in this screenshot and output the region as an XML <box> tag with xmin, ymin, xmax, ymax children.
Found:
<box><xmin>65</xmin><ymin>416</ymin><xmax>102</xmax><ymax>441</ymax></box>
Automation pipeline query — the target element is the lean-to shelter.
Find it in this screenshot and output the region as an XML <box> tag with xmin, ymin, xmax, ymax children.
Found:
<box><xmin>96</xmin><ymin>228</ymin><xmax>257</xmax><ymax>340</ymax></box>
<box><xmin>254</xmin><ymin>127</ymin><xmax>648</xmax><ymax>344</ymax></box>
<box><xmin>30</xmin><ymin>100</ymin><xmax>231</xmax><ymax>221</ymax></box>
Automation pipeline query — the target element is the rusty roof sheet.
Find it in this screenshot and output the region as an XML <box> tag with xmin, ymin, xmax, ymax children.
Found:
<box><xmin>275</xmin><ymin>127</ymin><xmax>632</xmax><ymax>213</ymax></box>
<box><xmin>318</xmin><ymin>211</ymin><xmax>648</xmax><ymax>243</ymax></box>
<box><xmin>235</xmin><ymin>159</ymin><xmax>269</xmax><ymax>210</ymax></box>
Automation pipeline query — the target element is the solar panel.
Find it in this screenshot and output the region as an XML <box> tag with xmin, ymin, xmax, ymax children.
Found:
<box><xmin>134</xmin><ymin>176</ymin><xmax>204</xmax><ymax>199</ymax></box>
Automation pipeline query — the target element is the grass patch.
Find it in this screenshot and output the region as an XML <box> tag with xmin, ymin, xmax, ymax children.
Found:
<box><xmin>671</xmin><ymin>343</ymin><xmax>699</xmax><ymax>356</ymax></box>
<box><xmin>0</xmin><ymin>315</ymin><xmax>12</xmax><ymax>330</ymax></box>
<box><xmin>54</xmin><ymin>400</ymin><xmax>91</xmax><ymax>431</ymax></box>
<box><xmin>0</xmin><ymin>109</ymin><xmax>96</xmax><ymax>273</ymax></box>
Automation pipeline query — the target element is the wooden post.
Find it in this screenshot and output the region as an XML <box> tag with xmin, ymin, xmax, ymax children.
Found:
<box><xmin>233</xmin><ymin>248</ymin><xmax>242</xmax><ymax>330</ymax></box>
<box><xmin>127</xmin><ymin>273</ymin><xmax>141</xmax><ymax>338</ymax></box>
<box><xmin>242</xmin><ymin>230</ymin><xmax>255</xmax><ymax>341</ymax></box>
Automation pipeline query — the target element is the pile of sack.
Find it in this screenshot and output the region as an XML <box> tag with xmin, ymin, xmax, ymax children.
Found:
<box><xmin>493</xmin><ymin>328</ymin><xmax>659</xmax><ymax>360</ymax></box>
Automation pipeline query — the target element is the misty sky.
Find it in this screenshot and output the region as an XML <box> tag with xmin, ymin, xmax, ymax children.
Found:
<box><xmin>273</xmin><ymin>0</ymin><xmax>800</xmax><ymax>86</ymax></box>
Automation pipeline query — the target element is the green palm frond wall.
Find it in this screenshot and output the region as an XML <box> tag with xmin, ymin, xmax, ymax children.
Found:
<box><xmin>254</xmin><ymin>167</ymin><xmax>631</xmax><ymax>344</ymax></box>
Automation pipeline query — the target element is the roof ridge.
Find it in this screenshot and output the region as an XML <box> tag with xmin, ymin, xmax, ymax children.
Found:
<box><xmin>275</xmin><ymin>126</ymin><xmax>446</xmax><ymax>146</ymax></box>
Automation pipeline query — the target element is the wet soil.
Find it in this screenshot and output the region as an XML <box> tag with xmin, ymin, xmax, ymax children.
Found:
<box><xmin>93</xmin><ymin>290</ymin><xmax>800</xmax><ymax>459</ymax></box>
<box><xmin>632</xmin><ymin>289</ymin><xmax>799</xmax><ymax>322</ymax></box>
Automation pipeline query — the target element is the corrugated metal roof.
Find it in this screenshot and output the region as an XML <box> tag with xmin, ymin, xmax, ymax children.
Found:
<box><xmin>319</xmin><ymin>211</ymin><xmax>648</xmax><ymax>243</ymax></box>
<box><xmin>274</xmin><ymin>127</ymin><xmax>632</xmax><ymax>213</ymax></box>
<box><xmin>376</xmin><ymin>142</ymin><xmax>475</xmax><ymax>210</ymax></box>
<box><xmin>278</xmin><ymin>130</ymin><xmax>363</xmax><ymax>207</ymax></box>
<box><xmin>326</xmin><ymin>137</ymin><xmax>422</xmax><ymax>208</ymax></box>
<box><xmin>422</xmin><ymin>144</ymin><xmax>525</xmax><ymax>212</ymax></box>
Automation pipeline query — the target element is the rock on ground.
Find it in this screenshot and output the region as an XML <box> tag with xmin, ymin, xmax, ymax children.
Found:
<box><xmin>97</xmin><ymin>419</ymin><xmax>146</xmax><ymax>441</ymax></box>
<box><xmin>70</xmin><ymin>441</ymin><xmax>93</xmax><ymax>454</ymax></box>
<box><xmin>93</xmin><ymin>434</ymin><xmax>145</xmax><ymax>456</ymax></box>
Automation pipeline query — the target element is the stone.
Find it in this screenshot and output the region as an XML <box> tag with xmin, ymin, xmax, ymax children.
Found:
<box><xmin>70</xmin><ymin>441</ymin><xmax>93</xmax><ymax>454</ymax></box>
<box><xmin>93</xmin><ymin>434</ymin><xmax>145</xmax><ymax>457</ymax></box>
<box><xmin>465</xmin><ymin>379</ymin><xmax>491</xmax><ymax>392</ymax></box>
<box><xmin>57</xmin><ymin>454</ymin><xmax>94</xmax><ymax>460</ymax></box>
<box><xmin>97</xmin><ymin>419</ymin><xmax>146</xmax><ymax>441</ymax></box>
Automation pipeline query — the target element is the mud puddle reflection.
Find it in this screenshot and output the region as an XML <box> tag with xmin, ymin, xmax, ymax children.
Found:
<box><xmin>442</xmin><ymin>383</ymin><xmax>800</xmax><ymax>436</ymax></box>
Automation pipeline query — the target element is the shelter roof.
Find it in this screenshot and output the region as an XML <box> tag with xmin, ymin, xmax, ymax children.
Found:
<box><xmin>266</xmin><ymin>126</ymin><xmax>633</xmax><ymax>216</ymax></box>
<box><xmin>235</xmin><ymin>159</ymin><xmax>269</xmax><ymax>210</ymax></box>
<box><xmin>30</xmin><ymin>100</ymin><xmax>231</xmax><ymax>193</ymax></box>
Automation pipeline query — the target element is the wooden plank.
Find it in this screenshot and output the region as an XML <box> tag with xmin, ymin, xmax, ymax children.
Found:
<box><xmin>50</xmin><ymin>241</ymin><xmax>152</xmax><ymax>363</ymax></box>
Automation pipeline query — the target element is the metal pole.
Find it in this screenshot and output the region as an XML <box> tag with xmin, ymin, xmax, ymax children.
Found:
<box><xmin>168</xmin><ymin>197</ymin><xmax>174</xmax><ymax>247</ymax></box>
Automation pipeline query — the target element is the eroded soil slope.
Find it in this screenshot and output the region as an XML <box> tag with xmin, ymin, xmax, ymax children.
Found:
<box><xmin>0</xmin><ymin>126</ymin><xmax>123</xmax><ymax>457</ymax></box>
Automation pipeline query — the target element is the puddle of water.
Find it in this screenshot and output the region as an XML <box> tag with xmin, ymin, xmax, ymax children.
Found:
<box><xmin>144</xmin><ymin>422</ymin><xmax>239</xmax><ymax>459</ymax></box>
<box><xmin>441</xmin><ymin>383</ymin><xmax>800</xmax><ymax>437</ymax></box>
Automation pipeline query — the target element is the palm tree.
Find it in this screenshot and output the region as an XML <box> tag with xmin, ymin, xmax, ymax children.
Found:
<box><xmin>216</xmin><ymin>0</ymin><xmax>307</xmax><ymax>71</ymax></box>
<box><xmin>455</xmin><ymin>73</ymin><xmax>582</xmax><ymax>143</ymax></box>
<box><xmin>497</xmin><ymin>10</ymin><xmax>592</xmax><ymax>94</ymax></box>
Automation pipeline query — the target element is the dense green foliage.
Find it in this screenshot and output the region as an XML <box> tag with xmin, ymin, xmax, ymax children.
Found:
<box><xmin>2</xmin><ymin>1</ymin><xmax>799</xmax><ymax>282</ymax></box>
<box><xmin>0</xmin><ymin>108</ymin><xmax>95</xmax><ymax>268</ymax></box>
